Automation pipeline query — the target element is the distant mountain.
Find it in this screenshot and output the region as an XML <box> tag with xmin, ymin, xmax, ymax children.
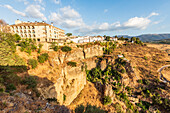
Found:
<box><xmin>116</xmin><ymin>34</ymin><xmax>170</xmax><ymax>42</ymax></box>
<box><xmin>150</xmin><ymin>38</ymin><xmax>170</xmax><ymax>44</ymax></box>
<box><xmin>137</xmin><ymin>34</ymin><xmax>170</xmax><ymax>42</ymax></box>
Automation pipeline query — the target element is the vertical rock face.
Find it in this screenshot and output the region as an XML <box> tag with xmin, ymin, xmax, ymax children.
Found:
<box><xmin>30</xmin><ymin>45</ymin><xmax>104</xmax><ymax>106</ymax></box>
<box><xmin>61</xmin><ymin>65</ymin><xmax>86</xmax><ymax>105</ymax></box>
<box><xmin>65</xmin><ymin>48</ymin><xmax>84</xmax><ymax>61</ymax></box>
<box><xmin>84</xmin><ymin>45</ymin><xmax>103</xmax><ymax>58</ymax></box>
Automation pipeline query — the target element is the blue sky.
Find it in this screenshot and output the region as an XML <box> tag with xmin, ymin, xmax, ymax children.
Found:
<box><xmin>0</xmin><ymin>0</ymin><xmax>170</xmax><ymax>36</ymax></box>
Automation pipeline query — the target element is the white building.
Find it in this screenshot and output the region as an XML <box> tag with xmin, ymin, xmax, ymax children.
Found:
<box><xmin>70</xmin><ymin>36</ymin><xmax>104</xmax><ymax>43</ymax></box>
<box><xmin>9</xmin><ymin>19</ymin><xmax>65</xmax><ymax>42</ymax></box>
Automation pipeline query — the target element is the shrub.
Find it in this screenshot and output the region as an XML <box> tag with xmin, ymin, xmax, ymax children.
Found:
<box><xmin>103</xmin><ymin>96</ymin><xmax>112</xmax><ymax>105</ymax></box>
<box><xmin>38</xmin><ymin>53</ymin><xmax>49</xmax><ymax>63</ymax></box>
<box><xmin>53</xmin><ymin>46</ymin><xmax>58</xmax><ymax>51</ymax></box>
<box><xmin>28</xmin><ymin>59</ymin><xmax>38</xmax><ymax>69</ymax></box>
<box><xmin>67</xmin><ymin>61</ymin><xmax>77</xmax><ymax>67</ymax></box>
<box><xmin>75</xmin><ymin>104</ymin><xmax>107</xmax><ymax>113</ymax></box>
<box><xmin>137</xmin><ymin>79</ymin><xmax>143</xmax><ymax>84</ymax></box>
<box><xmin>120</xmin><ymin>69</ymin><xmax>126</xmax><ymax>74</ymax></box>
<box><xmin>75</xmin><ymin>104</ymin><xmax>85</xmax><ymax>113</ymax></box>
<box><xmin>21</xmin><ymin>76</ymin><xmax>37</xmax><ymax>89</ymax></box>
<box><xmin>113</xmin><ymin>103</ymin><xmax>123</xmax><ymax>113</ymax></box>
<box><xmin>0</xmin><ymin>88</ymin><xmax>5</xmax><ymax>93</ymax></box>
<box><xmin>61</xmin><ymin>46</ymin><xmax>72</xmax><ymax>52</ymax></box>
<box><xmin>144</xmin><ymin>56</ymin><xmax>147</xmax><ymax>60</ymax></box>
<box><xmin>63</xmin><ymin>94</ymin><xmax>66</xmax><ymax>102</ymax></box>
<box><xmin>6</xmin><ymin>83</ymin><xmax>16</xmax><ymax>91</ymax></box>
<box><xmin>1</xmin><ymin>73</ymin><xmax>21</xmax><ymax>85</ymax></box>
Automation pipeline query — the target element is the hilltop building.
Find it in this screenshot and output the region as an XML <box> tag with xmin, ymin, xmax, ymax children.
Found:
<box><xmin>9</xmin><ymin>19</ymin><xmax>65</xmax><ymax>42</ymax></box>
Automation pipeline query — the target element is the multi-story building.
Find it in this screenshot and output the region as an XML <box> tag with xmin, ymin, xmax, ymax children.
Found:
<box><xmin>9</xmin><ymin>19</ymin><xmax>65</xmax><ymax>42</ymax></box>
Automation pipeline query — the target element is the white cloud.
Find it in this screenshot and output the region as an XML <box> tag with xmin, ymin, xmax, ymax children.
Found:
<box><xmin>104</xmin><ymin>9</ymin><xmax>108</xmax><ymax>13</ymax></box>
<box><xmin>123</xmin><ymin>17</ymin><xmax>151</xmax><ymax>29</ymax></box>
<box><xmin>53</xmin><ymin>0</ymin><xmax>61</xmax><ymax>4</ymax></box>
<box><xmin>34</xmin><ymin>0</ymin><xmax>43</xmax><ymax>3</ymax></box>
<box><xmin>60</xmin><ymin>6</ymin><xmax>80</xmax><ymax>18</ymax></box>
<box><xmin>74</xmin><ymin>12</ymin><xmax>160</xmax><ymax>35</ymax></box>
<box><xmin>3</xmin><ymin>5</ymin><xmax>26</xmax><ymax>17</ymax></box>
<box><xmin>49</xmin><ymin>6</ymin><xmax>84</xmax><ymax>28</ymax></box>
<box><xmin>147</xmin><ymin>12</ymin><xmax>159</xmax><ymax>18</ymax></box>
<box><xmin>25</xmin><ymin>5</ymin><xmax>47</xmax><ymax>21</ymax></box>
<box><xmin>17</xmin><ymin>0</ymin><xmax>29</xmax><ymax>5</ymax></box>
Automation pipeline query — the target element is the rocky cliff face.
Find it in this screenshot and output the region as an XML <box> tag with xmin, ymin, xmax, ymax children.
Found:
<box><xmin>28</xmin><ymin>45</ymin><xmax>104</xmax><ymax>105</ymax></box>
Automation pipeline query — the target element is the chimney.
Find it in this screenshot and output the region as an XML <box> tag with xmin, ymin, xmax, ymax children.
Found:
<box><xmin>51</xmin><ymin>22</ymin><xmax>53</xmax><ymax>26</ymax></box>
<box><xmin>15</xmin><ymin>19</ymin><xmax>22</xmax><ymax>25</ymax></box>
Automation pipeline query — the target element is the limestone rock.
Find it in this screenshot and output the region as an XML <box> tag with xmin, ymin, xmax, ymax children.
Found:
<box><xmin>65</xmin><ymin>48</ymin><xmax>84</xmax><ymax>61</ymax></box>
<box><xmin>84</xmin><ymin>45</ymin><xmax>103</xmax><ymax>59</ymax></box>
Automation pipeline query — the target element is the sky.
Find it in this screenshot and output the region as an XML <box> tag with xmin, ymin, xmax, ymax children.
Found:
<box><xmin>0</xmin><ymin>0</ymin><xmax>170</xmax><ymax>36</ymax></box>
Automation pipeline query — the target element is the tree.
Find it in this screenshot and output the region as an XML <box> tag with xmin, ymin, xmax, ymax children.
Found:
<box><xmin>14</xmin><ymin>34</ymin><xmax>21</xmax><ymax>42</ymax></box>
<box><xmin>105</xmin><ymin>36</ymin><xmax>111</xmax><ymax>41</ymax></box>
<box><xmin>115</xmin><ymin>35</ymin><xmax>118</xmax><ymax>38</ymax></box>
<box><xmin>66</xmin><ymin>33</ymin><xmax>72</xmax><ymax>37</ymax></box>
<box><xmin>131</xmin><ymin>37</ymin><xmax>137</xmax><ymax>42</ymax></box>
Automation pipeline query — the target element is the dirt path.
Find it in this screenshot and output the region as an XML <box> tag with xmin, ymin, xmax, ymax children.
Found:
<box><xmin>157</xmin><ymin>65</ymin><xmax>170</xmax><ymax>83</ymax></box>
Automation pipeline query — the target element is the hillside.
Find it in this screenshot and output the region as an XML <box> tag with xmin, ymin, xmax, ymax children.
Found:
<box><xmin>0</xmin><ymin>32</ymin><xmax>170</xmax><ymax>113</ymax></box>
<box><xmin>150</xmin><ymin>38</ymin><xmax>170</xmax><ymax>44</ymax></box>
<box><xmin>118</xmin><ymin>34</ymin><xmax>170</xmax><ymax>42</ymax></box>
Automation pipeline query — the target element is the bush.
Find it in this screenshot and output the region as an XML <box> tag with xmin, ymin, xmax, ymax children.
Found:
<box><xmin>38</xmin><ymin>53</ymin><xmax>49</xmax><ymax>63</ymax></box>
<box><xmin>103</xmin><ymin>96</ymin><xmax>112</xmax><ymax>105</ymax></box>
<box><xmin>67</xmin><ymin>61</ymin><xmax>77</xmax><ymax>67</ymax></box>
<box><xmin>53</xmin><ymin>46</ymin><xmax>58</xmax><ymax>51</ymax></box>
<box><xmin>75</xmin><ymin>104</ymin><xmax>107</xmax><ymax>113</ymax></box>
<box><xmin>1</xmin><ymin>73</ymin><xmax>21</xmax><ymax>85</ymax></box>
<box><xmin>0</xmin><ymin>88</ymin><xmax>5</xmax><ymax>93</ymax></box>
<box><xmin>61</xmin><ymin>46</ymin><xmax>72</xmax><ymax>52</ymax></box>
<box><xmin>75</xmin><ymin>104</ymin><xmax>85</xmax><ymax>113</ymax></box>
<box><xmin>28</xmin><ymin>59</ymin><xmax>38</xmax><ymax>69</ymax></box>
<box><xmin>6</xmin><ymin>84</ymin><xmax>16</xmax><ymax>91</ymax></box>
<box><xmin>21</xmin><ymin>76</ymin><xmax>37</xmax><ymax>89</ymax></box>
<box><xmin>63</xmin><ymin>94</ymin><xmax>66</xmax><ymax>102</ymax></box>
<box><xmin>137</xmin><ymin>79</ymin><xmax>143</xmax><ymax>84</ymax></box>
<box><xmin>120</xmin><ymin>69</ymin><xmax>126</xmax><ymax>74</ymax></box>
<box><xmin>144</xmin><ymin>56</ymin><xmax>147</xmax><ymax>60</ymax></box>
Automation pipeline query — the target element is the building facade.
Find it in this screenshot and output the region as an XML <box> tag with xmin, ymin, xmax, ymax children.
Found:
<box><xmin>9</xmin><ymin>20</ymin><xmax>65</xmax><ymax>42</ymax></box>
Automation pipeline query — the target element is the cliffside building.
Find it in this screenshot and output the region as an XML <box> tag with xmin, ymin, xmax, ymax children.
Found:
<box><xmin>9</xmin><ymin>19</ymin><xmax>65</xmax><ymax>42</ymax></box>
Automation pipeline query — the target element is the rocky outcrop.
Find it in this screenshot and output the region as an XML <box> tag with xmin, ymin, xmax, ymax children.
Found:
<box><xmin>28</xmin><ymin>45</ymin><xmax>104</xmax><ymax>106</ymax></box>
<box><xmin>84</xmin><ymin>45</ymin><xmax>103</xmax><ymax>59</ymax></box>
<box><xmin>65</xmin><ymin>48</ymin><xmax>84</xmax><ymax>61</ymax></box>
<box><xmin>55</xmin><ymin>64</ymin><xmax>86</xmax><ymax>105</ymax></box>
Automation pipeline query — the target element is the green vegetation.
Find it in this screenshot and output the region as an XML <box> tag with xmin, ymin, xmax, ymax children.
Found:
<box><xmin>21</xmin><ymin>76</ymin><xmax>37</xmax><ymax>89</ymax></box>
<box><xmin>18</xmin><ymin>38</ymin><xmax>37</xmax><ymax>55</ymax></box>
<box><xmin>0</xmin><ymin>32</ymin><xmax>25</xmax><ymax>66</ymax></box>
<box><xmin>103</xmin><ymin>96</ymin><xmax>112</xmax><ymax>105</ymax></box>
<box><xmin>75</xmin><ymin>104</ymin><xmax>107</xmax><ymax>113</ymax></box>
<box><xmin>38</xmin><ymin>43</ymin><xmax>43</xmax><ymax>54</ymax></box>
<box><xmin>63</xmin><ymin>94</ymin><xmax>66</xmax><ymax>102</ymax></box>
<box><xmin>28</xmin><ymin>59</ymin><xmax>38</xmax><ymax>69</ymax></box>
<box><xmin>67</xmin><ymin>61</ymin><xmax>77</xmax><ymax>67</ymax></box>
<box><xmin>103</xmin><ymin>42</ymin><xmax>117</xmax><ymax>54</ymax></box>
<box><xmin>50</xmin><ymin>42</ymin><xmax>59</xmax><ymax>51</ymax></box>
<box><xmin>66</xmin><ymin>33</ymin><xmax>72</xmax><ymax>37</ymax></box>
<box><xmin>6</xmin><ymin>83</ymin><xmax>16</xmax><ymax>91</ymax></box>
<box><xmin>61</xmin><ymin>46</ymin><xmax>72</xmax><ymax>52</ymax></box>
<box><xmin>38</xmin><ymin>53</ymin><xmax>49</xmax><ymax>63</ymax></box>
<box><xmin>144</xmin><ymin>56</ymin><xmax>148</xmax><ymax>60</ymax></box>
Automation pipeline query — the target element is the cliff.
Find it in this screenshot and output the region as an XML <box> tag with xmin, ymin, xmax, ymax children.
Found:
<box><xmin>26</xmin><ymin>45</ymin><xmax>104</xmax><ymax>105</ymax></box>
